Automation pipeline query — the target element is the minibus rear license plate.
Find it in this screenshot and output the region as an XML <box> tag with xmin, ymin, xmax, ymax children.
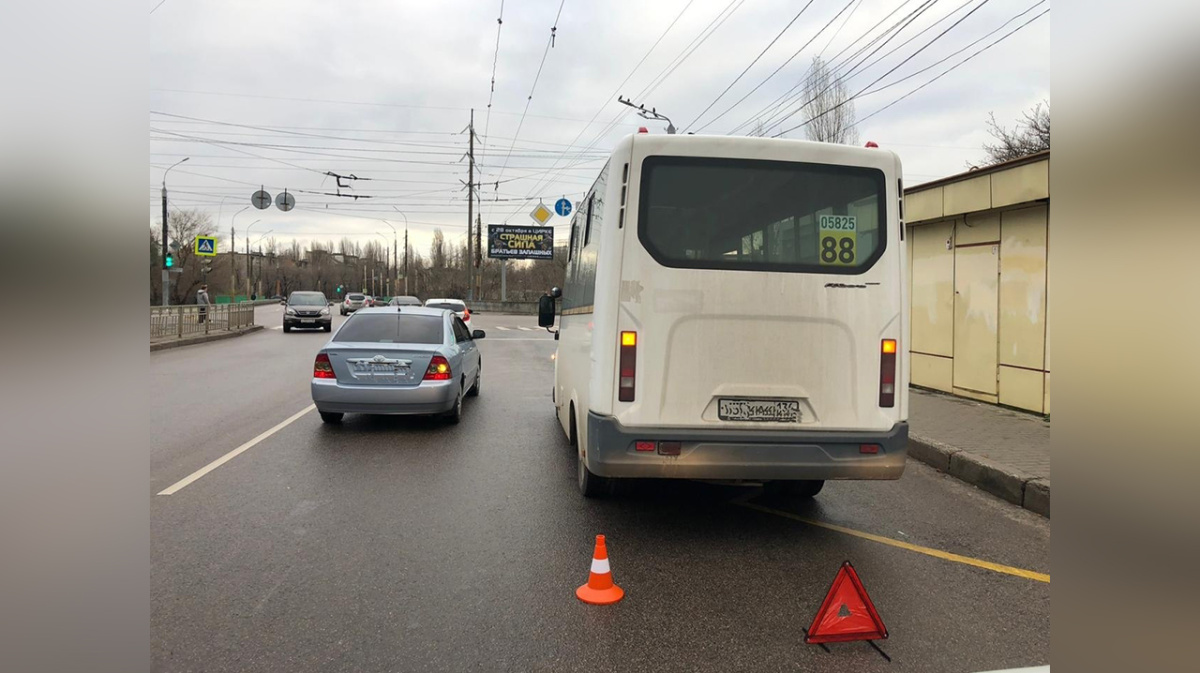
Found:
<box><xmin>718</xmin><ymin>398</ymin><xmax>800</xmax><ymax>423</ymax></box>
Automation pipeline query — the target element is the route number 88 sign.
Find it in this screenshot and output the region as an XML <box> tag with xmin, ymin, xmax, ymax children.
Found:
<box><xmin>818</xmin><ymin>214</ymin><xmax>857</xmax><ymax>266</ymax></box>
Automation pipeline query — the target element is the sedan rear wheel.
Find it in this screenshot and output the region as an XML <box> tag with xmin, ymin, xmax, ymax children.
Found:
<box><xmin>467</xmin><ymin>368</ymin><xmax>480</xmax><ymax>397</ymax></box>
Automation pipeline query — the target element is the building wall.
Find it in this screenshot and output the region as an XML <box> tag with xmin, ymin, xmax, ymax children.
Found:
<box><xmin>905</xmin><ymin>155</ymin><xmax>1049</xmax><ymax>414</ymax></box>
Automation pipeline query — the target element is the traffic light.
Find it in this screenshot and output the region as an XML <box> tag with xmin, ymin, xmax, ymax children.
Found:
<box><xmin>164</xmin><ymin>253</ymin><xmax>174</xmax><ymax>269</ymax></box>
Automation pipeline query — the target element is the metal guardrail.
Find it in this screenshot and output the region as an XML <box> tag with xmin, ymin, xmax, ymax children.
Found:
<box><xmin>150</xmin><ymin>302</ymin><xmax>256</xmax><ymax>340</ymax></box>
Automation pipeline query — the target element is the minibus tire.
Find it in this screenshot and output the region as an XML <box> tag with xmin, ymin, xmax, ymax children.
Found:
<box><xmin>577</xmin><ymin>448</ymin><xmax>610</xmax><ymax>498</ymax></box>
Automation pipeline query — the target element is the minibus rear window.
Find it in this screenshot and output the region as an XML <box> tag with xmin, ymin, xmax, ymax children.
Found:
<box><xmin>638</xmin><ymin>156</ymin><xmax>887</xmax><ymax>274</ymax></box>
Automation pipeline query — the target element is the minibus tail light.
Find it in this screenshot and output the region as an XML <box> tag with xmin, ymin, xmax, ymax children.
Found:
<box><xmin>880</xmin><ymin>339</ymin><xmax>897</xmax><ymax>407</ymax></box>
<box><xmin>618</xmin><ymin>331</ymin><xmax>637</xmax><ymax>402</ymax></box>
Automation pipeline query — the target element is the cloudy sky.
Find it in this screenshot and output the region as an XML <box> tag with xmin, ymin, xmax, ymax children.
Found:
<box><xmin>150</xmin><ymin>0</ymin><xmax>1049</xmax><ymax>255</ymax></box>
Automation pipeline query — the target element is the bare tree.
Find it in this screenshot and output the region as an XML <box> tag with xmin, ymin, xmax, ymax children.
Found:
<box><xmin>430</xmin><ymin>229</ymin><xmax>447</xmax><ymax>269</ymax></box>
<box><xmin>800</xmin><ymin>57</ymin><xmax>858</xmax><ymax>145</ymax></box>
<box><xmin>981</xmin><ymin>101</ymin><xmax>1050</xmax><ymax>165</ymax></box>
<box><xmin>149</xmin><ymin>208</ymin><xmax>217</xmax><ymax>304</ymax></box>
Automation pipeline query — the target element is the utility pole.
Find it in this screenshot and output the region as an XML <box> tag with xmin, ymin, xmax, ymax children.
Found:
<box><xmin>160</xmin><ymin>157</ymin><xmax>188</xmax><ymax>306</ymax></box>
<box><xmin>230</xmin><ymin>224</ymin><xmax>236</xmax><ymax>301</ymax></box>
<box><xmin>475</xmin><ymin>213</ymin><xmax>483</xmax><ymax>299</ymax></box>
<box><xmin>404</xmin><ymin>226</ymin><xmax>409</xmax><ymax>295</ymax></box>
<box><xmin>466</xmin><ymin>109</ymin><xmax>475</xmax><ymax>301</ymax></box>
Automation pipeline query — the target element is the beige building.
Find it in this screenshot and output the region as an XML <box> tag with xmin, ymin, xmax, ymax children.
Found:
<box><xmin>904</xmin><ymin>151</ymin><xmax>1049</xmax><ymax>414</ymax></box>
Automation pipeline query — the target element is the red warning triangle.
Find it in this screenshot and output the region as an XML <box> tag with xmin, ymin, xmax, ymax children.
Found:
<box><xmin>805</xmin><ymin>561</ymin><xmax>888</xmax><ymax>644</ymax></box>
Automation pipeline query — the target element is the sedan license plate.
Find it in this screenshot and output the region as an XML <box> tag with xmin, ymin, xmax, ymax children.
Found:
<box><xmin>718</xmin><ymin>398</ymin><xmax>801</xmax><ymax>423</ymax></box>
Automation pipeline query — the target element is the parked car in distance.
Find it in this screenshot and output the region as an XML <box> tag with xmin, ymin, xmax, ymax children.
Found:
<box><xmin>388</xmin><ymin>295</ymin><xmax>423</xmax><ymax>307</ymax></box>
<box><xmin>341</xmin><ymin>293</ymin><xmax>369</xmax><ymax>315</ymax></box>
<box><xmin>425</xmin><ymin>298</ymin><xmax>471</xmax><ymax>329</ymax></box>
<box><xmin>311</xmin><ymin>307</ymin><xmax>486</xmax><ymax>424</ymax></box>
<box><xmin>284</xmin><ymin>291</ymin><xmax>333</xmax><ymax>332</ymax></box>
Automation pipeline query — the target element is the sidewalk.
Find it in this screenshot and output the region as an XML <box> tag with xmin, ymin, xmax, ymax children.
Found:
<box><xmin>907</xmin><ymin>387</ymin><xmax>1050</xmax><ymax>517</ymax></box>
<box><xmin>150</xmin><ymin>324</ymin><xmax>263</xmax><ymax>352</ymax></box>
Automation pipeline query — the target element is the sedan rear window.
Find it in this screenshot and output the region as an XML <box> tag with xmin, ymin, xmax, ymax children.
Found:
<box><xmin>335</xmin><ymin>314</ymin><xmax>445</xmax><ymax>344</ymax></box>
<box><xmin>427</xmin><ymin>301</ymin><xmax>465</xmax><ymax>312</ymax></box>
<box><xmin>347</xmin><ymin>294</ymin><xmax>365</xmax><ymax>301</ymax></box>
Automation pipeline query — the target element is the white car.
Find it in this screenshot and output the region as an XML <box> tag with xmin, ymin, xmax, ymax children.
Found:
<box><xmin>424</xmin><ymin>298</ymin><xmax>471</xmax><ymax>330</ymax></box>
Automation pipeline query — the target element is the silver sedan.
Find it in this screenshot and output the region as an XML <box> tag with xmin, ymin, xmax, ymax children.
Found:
<box><xmin>311</xmin><ymin>306</ymin><xmax>485</xmax><ymax>424</ymax></box>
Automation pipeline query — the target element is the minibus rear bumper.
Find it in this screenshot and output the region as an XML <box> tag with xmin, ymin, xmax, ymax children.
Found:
<box><xmin>586</xmin><ymin>412</ymin><xmax>907</xmax><ymax>481</ymax></box>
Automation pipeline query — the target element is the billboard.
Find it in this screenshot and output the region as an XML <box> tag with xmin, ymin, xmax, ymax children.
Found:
<box><xmin>487</xmin><ymin>225</ymin><xmax>554</xmax><ymax>260</ymax></box>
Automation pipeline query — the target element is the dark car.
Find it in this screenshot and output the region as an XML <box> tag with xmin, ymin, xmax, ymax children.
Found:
<box><xmin>388</xmin><ymin>295</ymin><xmax>423</xmax><ymax>307</ymax></box>
<box><xmin>283</xmin><ymin>291</ymin><xmax>333</xmax><ymax>332</ymax></box>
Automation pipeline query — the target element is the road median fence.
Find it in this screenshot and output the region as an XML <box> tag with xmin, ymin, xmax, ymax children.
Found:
<box><xmin>151</xmin><ymin>302</ymin><xmax>256</xmax><ymax>341</ymax></box>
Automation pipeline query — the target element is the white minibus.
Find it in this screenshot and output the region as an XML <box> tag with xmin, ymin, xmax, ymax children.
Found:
<box><xmin>539</xmin><ymin>133</ymin><xmax>908</xmax><ymax>497</ymax></box>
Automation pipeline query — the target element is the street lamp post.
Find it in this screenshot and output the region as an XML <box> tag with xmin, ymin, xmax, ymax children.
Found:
<box><xmin>245</xmin><ymin>219</ymin><xmax>262</xmax><ymax>299</ymax></box>
<box><xmin>374</xmin><ymin>232</ymin><xmax>391</xmax><ymax>297</ymax></box>
<box><xmin>379</xmin><ymin>221</ymin><xmax>396</xmax><ymax>296</ymax></box>
<box><xmin>391</xmin><ymin>207</ymin><xmax>409</xmax><ymax>295</ymax></box>
<box><xmin>253</xmin><ymin>230</ymin><xmax>273</xmax><ymax>297</ymax></box>
<box><xmin>160</xmin><ymin>157</ymin><xmax>189</xmax><ymax>306</ymax></box>
<box><xmin>230</xmin><ymin>206</ymin><xmax>250</xmax><ymax>299</ymax></box>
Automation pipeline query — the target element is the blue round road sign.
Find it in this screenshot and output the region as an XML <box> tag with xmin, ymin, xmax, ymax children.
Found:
<box><xmin>555</xmin><ymin>198</ymin><xmax>572</xmax><ymax>217</ymax></box>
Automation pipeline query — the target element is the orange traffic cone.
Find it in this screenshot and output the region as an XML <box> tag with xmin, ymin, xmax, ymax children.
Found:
<box><xmin>576</xmin><ymin>535</ymin><xmax>625</xmax><ymax>605</ymax></box>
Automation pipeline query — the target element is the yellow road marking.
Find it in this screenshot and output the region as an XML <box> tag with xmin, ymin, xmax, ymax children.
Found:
<box><xmin>157</xmin><ymin>405</ymin><xmax>315</xmax><ymax>496</ymax></box>
<box><xmin>734</xmin><ymin>500</ymin><xmax>1050</xmax><ymax>583</ymax></box>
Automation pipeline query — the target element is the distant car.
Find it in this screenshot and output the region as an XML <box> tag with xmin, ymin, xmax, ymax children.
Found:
<box><xmin>311</xmin><ymin>306</ymin><xmax>486</xmax><ymax>424</ymax></box>
<box><xmin>283</xmin><ymin>291</ymin><xmax>332</xmax><ymax>332</ymax></box>
<box><xmin>389</xmin><ymin>295</ymin><xmax>423</xmax><ymax>307</ymax></box>
<box><xmin>425</xmin><ymin>298</ymin><xmax>471</xmax><ymax>330</ymax></box>
<box><xmin>341</xmin><ymin>293</ymin><xmax>368</xmax><ymax>315</ymax></box>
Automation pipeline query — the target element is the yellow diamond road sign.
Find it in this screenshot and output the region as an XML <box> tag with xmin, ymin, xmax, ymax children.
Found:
<box><xmin>530</xmin><ymin>202</ymin><xmax>553</xmax><ymax>225</ymax></box>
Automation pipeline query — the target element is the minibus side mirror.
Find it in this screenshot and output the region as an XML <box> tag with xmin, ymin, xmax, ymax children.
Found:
<box><xmin>538</xmin><ymin>294</ymin><xmax>556</xmax><ymax>328</ymax></box>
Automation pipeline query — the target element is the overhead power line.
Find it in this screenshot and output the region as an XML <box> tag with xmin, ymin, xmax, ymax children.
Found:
<box><xmin>683</xmin><ymin>0</ymin><xmax>820</xmax><ymax>133</ymax></box>
<box><xmin>773</xmin><ymin>0</ymin><xmax>995</xmax><ymax>138</ymax></box>
<box><xmin>755</xmin><ymin>0</ymin><xmax>943</xmax><ymax>137</ymax></box>
<box><xmin>492</xmin><ymin>0</ymin><xmax>696</xmax><ymax>219</ymax></box>
<box><xmin>501</xmin><ymin>0</ymin><xmax>742</xmax><ymax>222</ymax></box>
<box><xmin>690</xmin><ymin>0</ymin><xmax>859</xmax><ymax>134</ymax></box>
<box><xmin>729</xmin><ymin>0</ymin><xmax>929</xmax><ymax>135</ymax></box>
<box><xmin>486</xmin><ymin>0</ymin><xmax>569</xmax><ymax>219</ymax></box>
<box><xmin>851</xmin><ymin>7</ymin><xmax>1049</xmax><ymax>129</ymax></box>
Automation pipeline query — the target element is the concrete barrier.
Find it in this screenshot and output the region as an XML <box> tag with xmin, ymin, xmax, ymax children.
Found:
<box><xmin>468</xmin><ymin>300</ymin><xmax>540</xmax><ymax>315</ymax></box>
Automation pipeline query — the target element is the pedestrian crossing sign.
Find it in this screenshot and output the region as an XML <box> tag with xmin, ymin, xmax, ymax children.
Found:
<box><xmin>195</xmin><ymin>236</ymin><xmax>218</xmax><ymax>257</ymax></box>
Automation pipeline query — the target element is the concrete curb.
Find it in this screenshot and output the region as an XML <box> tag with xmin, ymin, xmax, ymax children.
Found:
<box><xmin>908</xmin><ymin>434</ymin><xmax>1049</xmax><ymax>518</ymax></box>
<box><xmin>150</xmin><ymin>325</ymin><xmax>264</xmax><ymax>352</ymax></box>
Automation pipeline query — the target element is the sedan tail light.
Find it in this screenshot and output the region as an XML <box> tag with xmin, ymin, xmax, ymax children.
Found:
<box><xmin>313</xmin><ymin>353</ymin><xmax>335</xmax><ymax>379</ymax></box>
<box><xmin>424</xmin><ymin>355</ymin><xmax>452</xmax><ymax>381</ymax></box>
<box><xmin>463</xmin><ymin>308</ymin><xmax>471</xmax><ymax>320</ymax></box>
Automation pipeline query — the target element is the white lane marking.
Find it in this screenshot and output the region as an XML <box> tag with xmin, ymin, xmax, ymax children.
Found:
<box><xmin>495</xmin><ymin>326</ymin><xmax>511</xmax><ymax>331</ymax></box>
<box><xmin>157</xmin><ymin>405</ymin><xmax>316</xmax><ymax>496</ymax></box>
<box><xmin>590</xmin><ymin>558</ymin><xmax>611</xmax><ymax>574</ymax></box>
<box><xmin>518</xmin><ymin>326</ymin><xmax>536</xmax><ymax>331</ymax></box>
<box><xmin>269</xmin><ymin>326</ymin><xmax>283</xmax><ymax>330</ymax></box>
<box><xmin>481</xmin><ymin>338</ymin><xmax>552</xmax><ymax>341</ymax></box>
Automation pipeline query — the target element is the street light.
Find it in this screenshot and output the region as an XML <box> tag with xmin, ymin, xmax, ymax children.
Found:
<box><xmin>392</xmin><ymin>207</ymin><xmax>410</xmax><ymax>295</ymax></box>
<box><xmin>373</xmin><ymin>231</ymin><xmax>391</xmax><ymax>296</ymax></box>
<box><xmin>160</xmin><ymin>157</ymin><xmax>189</xmax><ymax>306</ymax></box>
<box><xmin>245</xmin><ymin>219</ymin><xmax>262</xmax><ymax>298</ymax></box>
<box><xmin>251</xmin><ymin>230</ymin><xmax>274</xmax><ymax>298</ymax></box>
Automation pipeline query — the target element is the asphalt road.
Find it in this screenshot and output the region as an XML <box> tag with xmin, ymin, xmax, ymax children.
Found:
<box><xmin>151</xmin><ymin>305</ymin><xmax>1050</xmax><ymax>673</ymax></box>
